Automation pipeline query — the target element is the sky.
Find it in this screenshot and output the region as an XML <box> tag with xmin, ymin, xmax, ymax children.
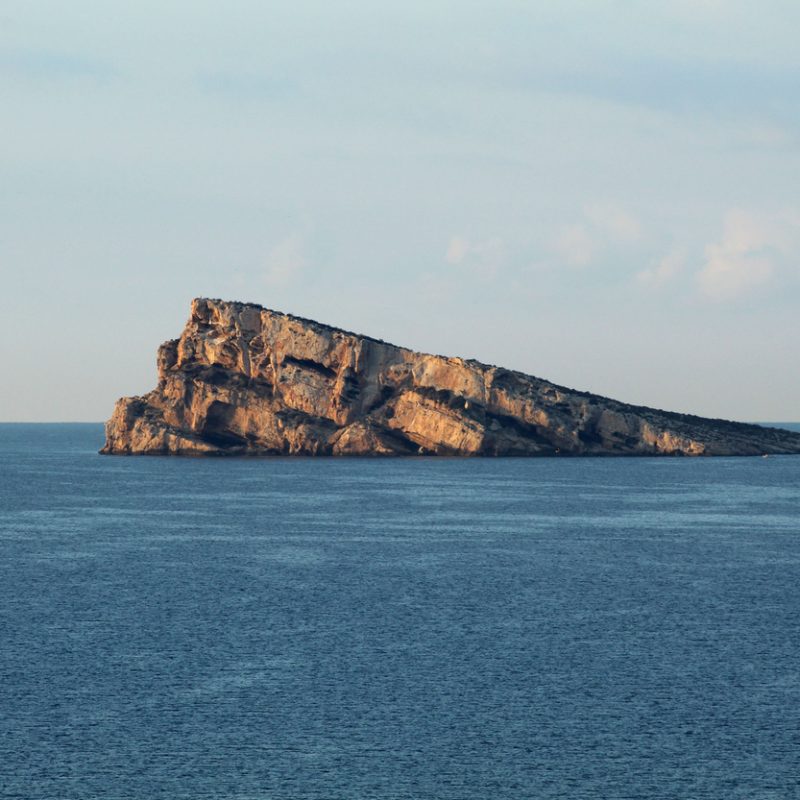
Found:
<box><xmin>1</xmin><ymin>1</ymin><xmax>799</xmax><ymax>422</ymax></box>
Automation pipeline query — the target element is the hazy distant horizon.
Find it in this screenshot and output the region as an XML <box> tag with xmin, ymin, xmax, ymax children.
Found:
<box><xmin>2</xmin><ymin>3</ymin><xmax>798</xmax><ymax>421</ymax></box>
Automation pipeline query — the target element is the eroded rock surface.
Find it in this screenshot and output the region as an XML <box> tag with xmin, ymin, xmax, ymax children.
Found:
<box><xmin>101</xmin><ymin>298</ymin><xmax>800</xmax><ymax>457</ymax></box>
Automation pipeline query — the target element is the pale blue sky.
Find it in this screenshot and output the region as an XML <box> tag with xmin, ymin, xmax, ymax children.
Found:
<box><xmin>2</xmin><ymin>1</ymin><xmax>799</xmax><ymax>421</ymax></box>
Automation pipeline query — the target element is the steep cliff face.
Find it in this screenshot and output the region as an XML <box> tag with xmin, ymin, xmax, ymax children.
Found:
<box><xmin>101</xmin><ymin>298</ymin><xmax>800</xmax><ymax>457</ymax></box>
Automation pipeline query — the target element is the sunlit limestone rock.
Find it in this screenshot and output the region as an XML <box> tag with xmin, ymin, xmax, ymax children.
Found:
<box><xmin>101</xmin><ymin>298</ymin><xmax>800</xmax><ymax>457</ymax></box>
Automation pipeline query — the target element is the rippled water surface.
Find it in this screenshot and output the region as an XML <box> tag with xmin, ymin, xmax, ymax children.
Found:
<box><xmin>2</xmin><ymin>423</ymin><xmax>800</xmax><ymax>799</ymax></box>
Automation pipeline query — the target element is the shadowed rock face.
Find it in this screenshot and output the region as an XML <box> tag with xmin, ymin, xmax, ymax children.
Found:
<box><xmin>101</xmin><ymin>298</ymin><xmax>800</xmax><ymax>457</ymax></box>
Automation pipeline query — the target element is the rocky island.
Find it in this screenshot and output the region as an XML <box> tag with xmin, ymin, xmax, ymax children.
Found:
<box><xmin>101</xmin><ymin>298</ymin><xmax>800</xmax><ymax>457</ymax></box>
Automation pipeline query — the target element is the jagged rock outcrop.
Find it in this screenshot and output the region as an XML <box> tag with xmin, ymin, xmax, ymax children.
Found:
<box><xmin>101</xmin><ymin>298</ymin><xmax>800</xmax><ymax>457</ymax></box>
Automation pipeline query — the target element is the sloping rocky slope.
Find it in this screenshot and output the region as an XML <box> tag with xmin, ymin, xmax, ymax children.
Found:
<box><xmin>101</xmin><ymin>298</ymin><xmax>800</xmax><ymax>456</ymax></box>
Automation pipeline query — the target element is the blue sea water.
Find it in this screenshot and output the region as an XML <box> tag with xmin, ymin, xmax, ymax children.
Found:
<box><xmin>1</xmin><ymin>423</ymin><xmax>800</xmax><ymax>800</ymax></box>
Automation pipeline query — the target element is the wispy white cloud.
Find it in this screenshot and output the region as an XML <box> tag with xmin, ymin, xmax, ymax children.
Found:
<box><xmin>445</xmin><ymin>236</ymin><xmax>470</xmax><ymax>265</ymax></box>
<box><xmin>585</xmin><ymin>203</ymin><xmax>642</xmax><ymax>244</ymax></box>
<box><xmin>637</xmin><ymin>248</ymin><xmax>685</xmax><ymax>288</ymax></box>
<box><xmin>552</xmin><ymin>223</ymin><xmax>595</xmax><ymax>267</ymax></box>
<box><xmin>695</xmin><ymin>209</ymin><xmax>799</xmax><ymax>300</ymax></box>
<box><xmin>264</xmin><ymin>235</ymin><xmax>306</xmax><ymax>287</ymax></box>
<box><xmin>551</xmin><ymin>203</ymin><xmax>642</xmax><ymax>267</ymax></box>
<box><xmin>444</xmin><ymin>235</ymin><xmax>504</xmax><ymax>278</ymax></box>
<box><xmin>733</xmin><ymin>123</ymin><xmax>794</xmax><ymax>149</ymax></box>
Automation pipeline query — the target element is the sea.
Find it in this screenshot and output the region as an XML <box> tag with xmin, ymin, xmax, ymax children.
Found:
<box><xmin>1</xmin><ymin>423</ymin><xmax>800</xmax><ymax>800</ymax></box>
